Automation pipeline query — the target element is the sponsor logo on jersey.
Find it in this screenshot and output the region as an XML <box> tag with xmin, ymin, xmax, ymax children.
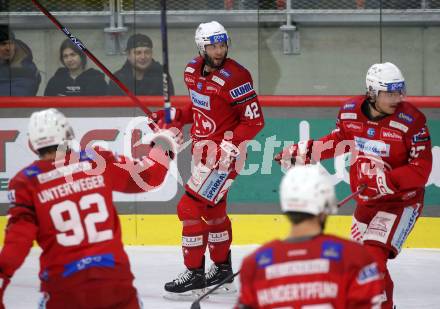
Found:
<box><xmin>7</xmin><ymin>190</ymin><xmax>15</xmax><ymax>203</ymax></box>
<box><xmin>23</xmin><ymin>165</ymin><xmax>42</xmax><ymax>177</ymax></box>
<box><xmin>354</xmin><ymin>136</ymin><xmax>390</xmax><ymax>157</ymax></box>
<box><xmin>255</xmin><ymin>248</ymin><xmax>273</xmax><ymax>268</ymax></box>
<box><xmin>200</xmin><ymin>170</ymin><xmax>228</xmax><ymax>202</ymax></box>
<box><xmin>265</xmin><ymin>259</ymin><xmax>330</xmax><ymax>280</ymax></box>
<box><xmin>257</xmin><ymin>281</ymin><xmax>338</xmax><ymax>306</ymax></box>
<box><xmin>63</xmin><ymin>253</ymin><xmax>115</xmax><ymax>277</ymax></box>
<box><xmin>401</xmin><ymin>190</ymin><xmax>417</xmax><ymax>201</ymax></box>
<box><xmin>398</xmin><ymin>112</ymin><xmax>414</xmax><ymax>124</ymax></box>
<box><xmin>340</xmin><ymin>112</ymin><xmax>357</xmax><ymax>120</ymax></box>
<box><xmin>342</xmin><ymin>102</ymin><xmax>356</xmax><ymax>110</ymax></box>
<box><xmin>367</xmin><ymin>121</ymin><xmax>379</xmax><ymax>126</ymax></box>
<box><xmin>230</xmin><ymin>82</ymin><xmax>253</xmax><ymax>99</ymax></box>
<box><xmin>357</xmin><ymin>263</ymin><xmax>380</xmax><ymax>285</ymax></box>
<box><xmin>208</xmin><ymin>231</ymin><xmax>229</xmax><ymax>243</ymax></box>
<box><xmin>184</xmin><ymin>75</ymin><xmax>195</xmax><ymax>85</ymax></box>
<box><xmin>193</xmin><ymin>109</ymin><xmax>216</xmax><ymax>137</ymax></box>
<box><xmin>392</xmin><ymin>205</ymin><xmax>420</xmax><ymax>251</ymax></box>
<box><xmin>381</xmin><ymin>128</ymin><xmax>402</xmax><ymax>141</ymax></box>
<box><xmin>185</xmin><ymin>66</ymin><xmax>195</xmax><ymax>73</ymax></box>
<box><xmin>413</xmin><ymin>127</ymin><xmax>430</xmax><ymax>143</ymax></box>
<box><xmin>367</xmin><ymin>127</ymin><xmax>376</xmax><ymax>137</ymax></box>
<box><xmin>190</xmin><ymin>89</ymin><xmax>211</xmax><ymax>110</ymax></box>
<box><xmin>190</xmin><ymin>58</ymin><xmax>197</xmax><ymax>64</ymax></box>
<box><xmin>321</xmin><ymin>241</ymin><xmax>342</xmax><ymax>261</ymax></box>
<box><xmin>389</xmin><ymin>120</ymin><xmax>408</xmax><ymax>133</ymax></box>
<box><xmin>219</xmin><ymin>68</ymin><xmax>231</xmax><ymax>78</ymax></box>
<box><xmin>182</xmin><ymin>235</ymin><xmax>203</xmax><ymax>247</ymax></box>
<box><xmin>287</xmin><ymin>249</ymin><xmax>307</xmax><ymax>257</ymax></box>
<box><xmin>205</xmin><ymin>83</ymin><xmax>220</xmax><ymax>94</ymax></box>
<box><xmin>363</xmin><ymin>211</ymin><xmax>397</xmax><ymax>243</ymax></box>
<box><xmin>37</xmin><ymin>161</ymin><xmax>92</xmax><ymax>184</ymax></box>
<box><xmin>211</xmin><ymin>75</ymin><xmax>225</xmax><ymax>86</ymax></box>
<box><xmin>197</xmin><ymin>82</ymin><xmax>203</xmax><ymax>91</ymax></box>
<box><xmin>343</xmin><ymin>121</ymin><xmax>363</xmax><ymax>132</ymax></box>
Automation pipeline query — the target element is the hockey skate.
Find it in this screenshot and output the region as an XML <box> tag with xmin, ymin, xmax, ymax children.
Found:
<box><xmin>163</xmin><ymin>259</ymin><xmax>207</xmax><ymax>300</ymax></box>
<box><xmin>205</xmin><ymin>251</ymin><xmax>237</xmax><ymax>294</ymax></box>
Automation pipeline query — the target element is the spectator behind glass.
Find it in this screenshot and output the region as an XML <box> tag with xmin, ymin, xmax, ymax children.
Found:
<box><xmin>44</xmin><ymin>39</ymin><xmax>107</xmax><ymax>96</ymax></box>
<box><xmin>0</xmin><ymin>25</ymin><xmax>41</xmax><ymax>96</ymax></box>
<box><xmin>108</xmin><ymin>33</ymin><xmax>175</xmax><ymax>96</ymax></box>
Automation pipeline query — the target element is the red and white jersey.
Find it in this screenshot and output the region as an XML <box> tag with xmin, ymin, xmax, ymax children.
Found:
<box><xmin>237</xmin><ymin>234</ymin><xmax>384</xmax><ymax>309</ymax></box>
<box><xmin>1</xmin><ymin>147</ymin><xmax>168</xmax><ymax>292</ymax></box>
<box><xmin>316</xmin><ymin>96</ymin><xmax>432</xmax><ymax>206</ymax></box>
<box><xmin>182</xmin><ymin>56</ymin><xmax>264</xmax><ymax>146</ymax></box>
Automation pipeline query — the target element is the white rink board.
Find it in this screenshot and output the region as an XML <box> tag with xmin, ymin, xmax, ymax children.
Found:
<box><xmin>0</xmin><ymin>117</ymin><xmax>178</xmax><ymax>203</ymax></box>
<box><xmin>4</xmin><ymin>246</ymin><xmax>440</xmax><ymax>309</ymax></box>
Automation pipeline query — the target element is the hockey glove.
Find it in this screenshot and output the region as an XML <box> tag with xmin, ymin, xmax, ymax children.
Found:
<box><xmin>358</xmin><ymin>169</ymin><xmax>397</xmax><ymax>201</ymax></box>
<box><xmin>151</xmin><ymin>107</ymin><xmax>183</xmax><ymax>131</ymax></box>
<box><xmin>217</xmin><ymin>140</ymin><xmax>240</xmax><ymax>173</ymax></box>
<box><xmin>0</xmin><ymin>271</ymin><xmax>10</xmax><ymax>309</ymax></box>
<box><xmin>149</xmin><ymin>126</ymin><xmax>183</xmax><ymax>160</ymax></box>
<box><xmin>274</xmin><ymin>140</ymin><xmax>314</xmax><ymax>169</ymax></box>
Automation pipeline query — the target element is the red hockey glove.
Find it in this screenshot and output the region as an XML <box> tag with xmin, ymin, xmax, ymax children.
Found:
<box><xmin>204</xmin><ymin>140</ymin><xmax>240</xmax><ymax>173</ymax></box>
<box><xmin>358</xmin><ymin>169</ymin><xmax>397</xmax><ymax>201</ymax></box>
<box><xmin>274</xmin><ymin>140</ymin><xmax>314</xmax><ymax>169</ymax></box>
<box><xmin>151</xmin><ymin>107</ymin><xmax>183</xmax><ymax>131</ymax></box>
<box><xmin>0</xmin><ymin>271</ymin><xmax>11</xmax><ymax>309</ymax></box>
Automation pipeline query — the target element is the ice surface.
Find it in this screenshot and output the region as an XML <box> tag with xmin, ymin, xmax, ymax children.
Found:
<box><xmin>4</xmin><ymin>246</ymin><xmax>440</xmax><ymax>308</ymax></box>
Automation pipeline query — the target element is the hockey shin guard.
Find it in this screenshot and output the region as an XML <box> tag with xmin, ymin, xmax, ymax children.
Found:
<box><xmin>207</xmin><ymin>216</ymin><xmax>232</xmax><ymax>264</ymax></box>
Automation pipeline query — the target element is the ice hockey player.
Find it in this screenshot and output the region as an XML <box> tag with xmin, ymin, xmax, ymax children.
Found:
<box><xmin>275</xmin><ymin>62</ymin><xmax>432</xmax><ymax>308</ymax></box>
<box><xmin>236</xmin><ymin>164</ymin><xmax>385</xmax><ymax>309</ymax></box>
<box><xmin>152</xmin><ymin>21</ymin><xmax>264</xmax><ymax>298</ymax></box>
<box><xmin>0</xmin><ymin>108</ymin><xmax>171</xmax><ymax>308</ymax></box>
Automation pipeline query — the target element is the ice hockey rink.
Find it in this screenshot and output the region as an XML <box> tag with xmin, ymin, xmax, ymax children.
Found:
<box><xmin>4</xmin><ymin>246</ymin><xmax>440</xmax><ymax>309</ymax></box>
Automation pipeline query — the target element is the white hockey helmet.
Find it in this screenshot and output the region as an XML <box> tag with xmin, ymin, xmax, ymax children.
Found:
<box><xmin>28</xmin><ymin>108</ymin><xmax>74</xmax><ymax>151</ymax></box>
<box><xmin>280</xmin><ymin>165</ymin><xmax>337</xmax><ymax>215</ymax></box>
<box><xmin>195</xmin><ymin>21</ymin><xmax>229</xmax><ymax>54</ymax></box>
<box><xmin>366</xmin><ymin>62</ymin><xmax>406</xmax><ymax>97</ymax></box>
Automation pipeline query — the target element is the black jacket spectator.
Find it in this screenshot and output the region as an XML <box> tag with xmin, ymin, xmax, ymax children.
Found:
<box><xmin>0</xmin><ymin>26</ymin><xmax>41</xmax><ymax>96</ymax></box>
<box><xmin>45</xmin><ymin>38</ymin><xmax>107</xmax><ymax>96</ymax></box>
<box><xmin>108</xmin><ymin>59</ymin><xmax>174</xmax><ymax>96</ymax></box>
<box><xmin>108</xmin><ymin>33</ymin><xmax>174</xmax><ymax>96</ymax></box>
<box><xmin>44</xmin><ymin>67</ymin><xmax>107</xmax><ymax>96</ymax></box>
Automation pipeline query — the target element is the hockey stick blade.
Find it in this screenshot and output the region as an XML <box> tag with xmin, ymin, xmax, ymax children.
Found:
<box><xmin>337</xmin><ymin>184</ymin><xmax>366</xmax><ymax>208</ymax></box>
<box><xmin>190</xmin><ymin>270</ymin><xmax>240</xmax><ymax>309</ymax></box>
<box><xmin>30</xmin><ymin>0</ymin><xmax>159</xmax><ymax>131</ymax></box>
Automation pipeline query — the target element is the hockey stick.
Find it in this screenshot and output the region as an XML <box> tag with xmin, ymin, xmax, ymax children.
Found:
<box><xmin>190</xmin><ymin>270</ymin><xmax>241</xmax><ymax>309</ymax></box>
<box><xmin>30</xmin><ymin>0</ymin><xmax>158</xmax><ymax>131</ymax></box>
<box><xmin>160</xmin><ymin>0</ymin><xmax>171</xmax><ymax>124</ymax></box>
<box><xmin>337</xmin><ymin>184</ymin><xmax>366</xmax><ymax>208</ymax></box>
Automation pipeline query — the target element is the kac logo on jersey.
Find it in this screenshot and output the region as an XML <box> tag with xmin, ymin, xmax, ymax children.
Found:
<box><xmin>367</xmin><ymin>128</ymin><xmax>376</xmax><ymax>137</ymax></box>
<box><xmin>398</xmin><ymin>112</ymin><xmax>414</xmax><ymax>124</ymax></box>
<box><xmin>229</xmin><ymin>82</ymin><xmax>253</xmax><ymax>99</ymax></box>
<box><xmin>190</xmin><ymin>89</ymin><xmax>210</xmax><ymax>110</ymax></box>
<box><xmin>197</xmin><ymin>82</ymin><xmax>203</xmax><ymax>91</ymax></box>
<box><xmin>321</xmin><ymin>241</ymin><xmax>343</xmax><ymax>261</ymax></box>
<box><xmin>255</xmin><ymin>248</ymin><xmax>273</xmax><ymax>268</ymax></box>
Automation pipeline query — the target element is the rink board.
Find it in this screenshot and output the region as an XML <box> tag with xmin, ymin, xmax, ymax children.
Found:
<box><xmin>0</xmin><ymin>215</ymin><xmax>439</xmax><ymax>248</ymax></box>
